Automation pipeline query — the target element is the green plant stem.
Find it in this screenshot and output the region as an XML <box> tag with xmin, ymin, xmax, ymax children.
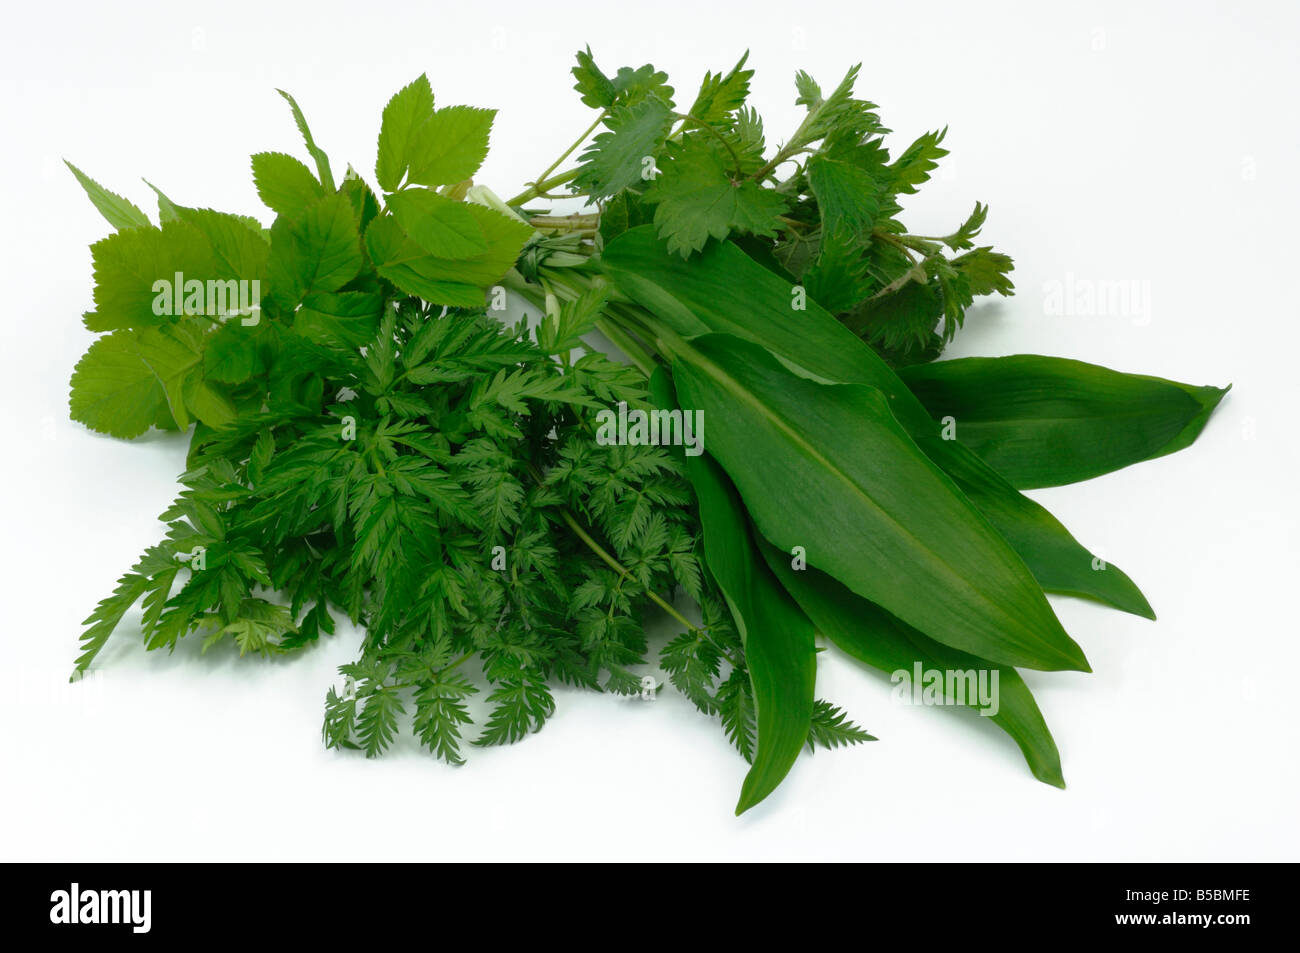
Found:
<box><xmin>523</xmin><ymin>112</ymin><xmax>606</xmax><ymax>201</ymax></box>
<box><xmin>507</xmin><ymin>168</ymin><xmax>583</xmax><ymax>207</ymax></box>
<box><xmin>553</xmin><ymin>505</ymin><xmax>733</xmax><ymax>663</ymax></box>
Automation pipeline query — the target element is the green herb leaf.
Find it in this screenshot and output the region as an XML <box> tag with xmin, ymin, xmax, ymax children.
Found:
<box><xmin>900</xmin><ymin>356</ymin><xmax>1231</xmax><ymax>488</ymax></box>
<box><xmin>765</xmin><ymin>548</ymin><xmax>1064</xmax><ymax>788</ymax></box>
<box><xmin>376</xmin><ymin>74</ymin><xmax>435</xmax><ymax>192</ymax></box>
<box><xmin>643</xmin><ymin>137</ymin><xmax>787</xmax><ymax>256</ymax></box>
<box><xmin>251</xmin><ymin>151</ymin><xmax>325</xmax><ymax>220</ymax></box>
<box><xmin>671</xmin><ymin>333</ymin><xmax>1089</xmax><ymax>672</ymax></box>
<box><xmin>65</xmin><ymin>161</ymin><xmax>151</xmax><ymax>231</ymax></box>
<box><xmin>407</xmin><ymin>106</ymin><xmax>495</xmax><ymax>187</ymax></box>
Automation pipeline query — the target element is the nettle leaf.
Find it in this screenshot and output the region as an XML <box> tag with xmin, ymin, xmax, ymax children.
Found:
<box><xmin>688</xmin><ymin>52</ymin><xmax>753</xmax><ymax>126</ymax></box>
<box><xmin>376</xmin><ymin>74</ymin><xmax>435</xmax><ymax>192</ymax></box>
<box><xmin>953</xmin><ymin>247</ymin><xmax>1015</xmax><ymax>297</ymax></box>
<box><xmin>406</xmin><ymin>106</ymin><xmax>496</xmax><ymax>187</ymax></box>
<box><xmin>385</xmin><ymin>188</ymin><xmax>487</xmax><ymax>259</ymax></box>
<box><xmin>803</xmin><ymin>229</ymin><xmax>873</xmax><ymax>314</ymax></box>
<box><xmin>889</xmin><ymin>127</ymin><xmax>948</xmax><ymax>195</ymax></box>
<box><xmin>66</xmin><ymin>161</ymin><xmax>151</xmax><ymax>231</ymax></box>
<box><xmin>573</xmin><ymin>97</ymin><xmax>673</xmax><ymax>200</ymax></box>
<box><xmin>807</xmin><ymin>153</ymin><xmax>882</xmax><ymax>240</ymax></box>
<box><xmin>644</xmin><ymin>137</ymin><xmax>787</xmax><ymax>256</ymax></box>
<box><xmin>572</xmin><ymin>47</ymin><xmax>673</xmax><ymax>110</ymax></box>
<box><xmin>251</xmin><ymin>151</ymin><xmax>325</xmax><ymax>219</ymax></box>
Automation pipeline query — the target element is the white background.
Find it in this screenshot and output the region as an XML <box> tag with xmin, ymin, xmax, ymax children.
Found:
<box><xmin>2</xmin><ymin>0</ymin><xmax>1296</xmax><ymax>861</ymax></box>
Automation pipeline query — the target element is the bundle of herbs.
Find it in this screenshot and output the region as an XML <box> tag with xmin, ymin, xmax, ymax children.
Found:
<box><xmin>66</xmin><ymin>51</ymin><xmax>1226</xmax><ymax>813</ymax></box>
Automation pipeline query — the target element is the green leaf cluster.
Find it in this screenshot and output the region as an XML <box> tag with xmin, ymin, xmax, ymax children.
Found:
<box><xmin>66</xmin><ymin>56</ymin><xmax>1226</xmax><ymax>815</ymax></box>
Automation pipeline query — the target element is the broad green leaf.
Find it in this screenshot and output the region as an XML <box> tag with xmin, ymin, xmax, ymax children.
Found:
<box><xmin>899</xmin><ymin>355</ymin><xmax>1230</xmax><ymax>488</ymax></box>
<box><xmin>133</xmin><ymin>324</ymin><xmax>202</xmax><ymax>430</ymax></box>
<box><xmin>603</xmin><ymin>227</ymin><xmax>924</xmax><ymax>417</ymax></box>
<box><xmin>175</xmin><ymin>207</ymin><xmax>270</xmax><ymax>284</ymax></box>
<box><xmin>277</xmin><ymin>88</ymin><xmax>335</xmax><ymax>191</ymax></box>
<box><xmin>763</xmin><ymin>547</ymin><xmax>1065</xmax><ymax>788</ymax></box>
<box><xmin>183</xmin><ymin>375</ymin><xmax>237</xmax><ymax>429</ymax></box>
<box><xmin>251</xmin><ymin>151</ymin><xmax>325</xmax><ymax>220</ymax></box>
<box><xmin>267</xmin><ymin>192</ymin><xmax>363</xmax><ymax>312</ymax></box>
<box><xmin>85</xmin><ymin>221</ymin><xmax>218</xmax><ymax>332</ymax></box>
<box><xmin>65</xmin><ymin>161</ymin><xmax>150</xmax><ymax>230</ymax></box>
<box><xmin>202</xmin><ymin>322</ymin><xmax>262</xmax><ymax>383</ymax></box>
<box><xmin>294</xmin><ymin>290</ymin><xmax>384</xmax><ymax>348</ymax></box>
<box><xmin>364</xmin><ymin>216</ymin><xmax>487</xmax><ymax>308</ymax></box>
<box><xmin>70</xmin><ymin>326</ymin><xmax>202</xmax><ymax>437</ymax></box>
<box><xmin>603</xmin><ymin>226</ymin><xmax>1152</xmax><ymax>617</ymax></box>
<box><xmin>69</xmin><ymin>330</ymin><xmax>170</xmax><ymax>437</ymax></box>
<box><xmin>921</xmin><ymin>435</ymin><xmax>1155</xmax><ymax>619</ymax></box>
<box><xmin>406</xmin><ymin>106</ymin><xmax>495</xmax><ymax>187</ymax></box>
<box><xmin>376</xmin><ymin>74</ymin><xmax>435</xmax><ymax>192</ymax></box>
<box><xmin>671</xmin><ymin>332</ymin><xmax>1089</xmax><ymax>672</ymax></box>
<box><xmin>385</xmin><ymin>188</ymin><xmax>487</xmax><ymax>259</ymax></box>
<box><xmin>369</xmin><ymin>204</ymin><xmax>531</xmax><ymax>287</ymax></box>
<box><xmin>648</xmin><ymin>368</ymin><xmax>815</xmax><ymax>815</ymax></box>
